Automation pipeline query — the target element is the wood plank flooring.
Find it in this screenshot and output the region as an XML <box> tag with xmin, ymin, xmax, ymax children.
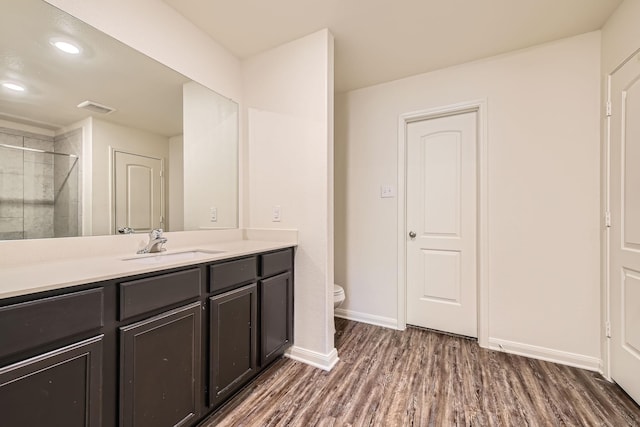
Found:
<box><xmin>201</xmin><ymin>319</ymin><xmax>640</xmax><ymax>426</ymax></box>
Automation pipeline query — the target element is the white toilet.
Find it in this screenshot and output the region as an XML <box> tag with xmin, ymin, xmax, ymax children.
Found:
<box><xmin>333</xmin><ymin>284</ymin><xmax>346</xmax><ymax>334</ymax></box>
<box><xmin>334</xmin><ymin>284</ymin><xmax>345</xmax><ymax>309</ymax></box>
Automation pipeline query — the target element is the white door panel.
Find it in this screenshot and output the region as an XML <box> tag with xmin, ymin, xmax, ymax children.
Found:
<box><xmin>422</xmin><ymin>132</ymin><xmax>461</xmax><ymax>236</ymax></box>
<box><xmin>406</xmin><ymin>112</ymin><xmax>477</xmax><ymax>337</ymax></box>
<box><xmin>610</xmin><ymin>53</ymin><xmax>640</xmax><ymax>405</ymax></box>
<box><xmin>420</xmin><ymin>249</ymin><xmax>461</xmax><ymax>304</ymax></box>
<box><xmin>114</xmin><ymin>151</ymin><xmax>163</xmax><ymax>234</ymax></box>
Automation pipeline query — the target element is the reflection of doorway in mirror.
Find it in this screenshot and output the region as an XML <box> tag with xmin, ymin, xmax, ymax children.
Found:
<box><xmin>0</xmin><ymin>125</ymin><xmax>82</xmax><ymax>240</ymax></box>
<box><xmin>113</xmin><ymin>151</ymin><xmax>163</xmax><ymax>235</ymax></box>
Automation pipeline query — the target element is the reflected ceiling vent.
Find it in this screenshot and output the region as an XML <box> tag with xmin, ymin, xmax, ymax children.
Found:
<box><xmin>77</xmin><ymin>100</ymin><xmax>116</xmax><ymax>115</ymax></box>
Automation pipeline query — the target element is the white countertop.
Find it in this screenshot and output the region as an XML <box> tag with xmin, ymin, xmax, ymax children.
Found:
<box><xmin>0</xmin><ymin>239</ymin><xmax>295</xmax><ymax>300</ymax></box>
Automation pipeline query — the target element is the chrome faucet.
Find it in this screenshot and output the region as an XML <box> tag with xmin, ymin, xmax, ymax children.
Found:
<box><xmin>137</xmin><ymin>228</ymin><xmax>167</xmax><ymax>254</ymax></box>
<box><xmin>118</xmin><ymin>227</ymin><xmax>135</xmax><ymax>234</ymax></box>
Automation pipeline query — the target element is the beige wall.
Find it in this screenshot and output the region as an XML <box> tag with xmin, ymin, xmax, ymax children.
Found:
<box><xmin>601</xmin><ymin>0</ymin><xmax>640</xmax><ymax>74</ymax></box>
<box><xmin>336</xmin><ymin>32</ymin><xmax>602</xmax><ymax>366</ymax></box>
<box><xmin>183</xmin><ymin>82</ymin><xmax>238</xmax><ymax>230</ymax></box>
<box><xmin>168</xmin><ymin>135</ymin><xmax>184</xmax><ymax>231</ymax></box>
<box><xmin>243</xmin><ymin>29</ymin><xmax>336</xmax><ymax>362</ymax></box>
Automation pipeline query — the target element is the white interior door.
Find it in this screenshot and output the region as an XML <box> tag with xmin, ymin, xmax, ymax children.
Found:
<box><xmin>114</xmin><ymin>151</ymin><xmax>163</xmax><ymax>234</ymax></box>
<box><xmin>406</xmin><ymin>112</ymin><xmax>477</xmax><ymax>337</ymax></box>
<box><xmin>609</xmin><ymin>53</ymin><xmax>640</xmax><ymax>404</ymax></box>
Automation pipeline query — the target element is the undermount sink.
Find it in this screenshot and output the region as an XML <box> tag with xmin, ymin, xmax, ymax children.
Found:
<box><xmin>122</xmin><ymin>250</ymin><xmax>225</xmax><ymax>265</ymax></box>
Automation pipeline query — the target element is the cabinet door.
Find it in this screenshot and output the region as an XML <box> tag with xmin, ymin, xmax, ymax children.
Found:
<box><xmin>260</xmin><ymin>272</ymin><xmax>293</xmax><ymax>366</ymax></box>
<box><xmin>120</xmin><ymin>302</ymin><xmax>202</xmax><ymax>427</ymax></box>
<box><xmin>0</xmin><ymin>335</ymin><xmax>103</xmax><ymax>427</ymax></box>
<box><xmin>209</xmin><ymin>283</ymin><xmax>257</xmax><ymax>407</ymax></box>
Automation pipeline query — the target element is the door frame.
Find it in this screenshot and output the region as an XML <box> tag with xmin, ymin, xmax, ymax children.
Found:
<box><xmin>110</xmin><ymin>147</ymin><xmax>165</xmax><ymax>235</ymax></box>
<box><xmin>397</xmin><ymin>99</ymin><xmax>489</xmax><ymax>348</ymax></box>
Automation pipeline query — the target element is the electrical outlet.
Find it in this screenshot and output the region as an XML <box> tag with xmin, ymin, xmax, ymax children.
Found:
<box><xmin>272</xmin><ymin>205</ymin><xmax>281</xmax><ymax>222</ymax></box>
<box><xmin>210</xmin><ymin>207</ymin><xmax>217</xmax><ymax>222</ymax></box>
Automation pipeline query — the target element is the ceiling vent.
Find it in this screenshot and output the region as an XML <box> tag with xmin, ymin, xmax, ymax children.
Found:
<box><xmin>77</xmin><ymin>100</ymin><xmax>116</xmax><ymax>115</ymax></box>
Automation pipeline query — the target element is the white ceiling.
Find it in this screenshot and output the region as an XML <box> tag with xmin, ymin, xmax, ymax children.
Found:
<box><xmin>0</xmin><ymin>0</ymin><xmax>623</xmax><ymax>134</ymax></box>
<box><xmin>1</xmin><ymin>0</ymin><xmax>187</xmax><ymax>136</ymax></box>
<box><xmin>164</xmin><ymin>0</ymin><xmax>622</xmax><ymax>92</ymax></box>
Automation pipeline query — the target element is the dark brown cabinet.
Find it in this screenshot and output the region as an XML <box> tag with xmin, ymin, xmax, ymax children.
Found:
<box><xmin>259</xmin><ymin>248</ymin><xmax>294</xmax><ymax>367</ymax></box>
<box><xmin>119</xmin><ymin>302</ymin><xmax>202</xmax><ymax>427</ymax></box>
<box><xmin>209</xmin><ymin>284</ymin><xmax>258</xmax><ymax>407</ymax></box>
<box><xmin>0</xmin><ymin>246</ymin><xmax>294</xmax><ymax>427</ymax></box>
<box><xmin>260</xmin><ymin>272</ymin><xmax>293</xmax><ymax>366</ymax></box>
<box><xmin>0</xmin><ymin>335</ymin><xmax>103</xmax><ymax>427</ymax></box>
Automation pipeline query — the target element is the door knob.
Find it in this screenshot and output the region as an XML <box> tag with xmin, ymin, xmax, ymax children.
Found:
<box><xmin>409</xmin><ymin>231</ymin><xmax>416</xmax><ymax>239</ymax></box>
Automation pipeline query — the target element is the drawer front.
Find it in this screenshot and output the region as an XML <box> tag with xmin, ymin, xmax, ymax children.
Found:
<box><xmin>119</xmin><ymin>268</ymin><xmax>201</xmax><ymax>321</ymax></box>
<box><xmin>209</xmin><ymin>257</ymin><xmax>257</xmax><ymax>293</ymax></box>
<box><xmin>0</xmin><ymin>288</ymin><xmax>104</xmax><ymax>360</ymax></box>
<box><xmin>260</xmin><ymin>249</ymin><xmax>293</xmax><ymax>277</ymax></box>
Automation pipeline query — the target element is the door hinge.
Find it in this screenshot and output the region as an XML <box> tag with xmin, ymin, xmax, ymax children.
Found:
<box><xmin>605</xmin><ymin>211</ymin><xmax>611</xmax><ymax>228</ymax></box>
<box><xmin>606</xmin><ymin>321</ymin><xmax>611</xmax><ymax>338</ymax></box>
<box><xmin>606</xmin><ymin>101</ymin><xmax>612</xmax><ymax>117</ymax></box>
<box><xmin>160</xmin><ymin>170</ymin><xmax>164</xmax><ymax>178</ymax></box>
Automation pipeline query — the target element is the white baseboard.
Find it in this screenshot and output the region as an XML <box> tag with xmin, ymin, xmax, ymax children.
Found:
<box><xmin>599</xmin><ymin>360</ymin><xmax>609</xmax><ymax>379</ymax></box>
<box><xmin>334</xmin><ymin>308</ymin><xmax>398</xmax><ymax>330</ymax></box>
<box><xmin>285</xmin><ymin>346</ymin><xmax>339</xmax><ymax>371</ymax></box>
<box><xmin>333</xmin><ymin>310</ymin><xmax>601</xmax><ymax>373</ymax></box>
<box><xmin>489</xmin><ymin>338</ymin><xmax>601</xmax><ymax>372</ymax></box>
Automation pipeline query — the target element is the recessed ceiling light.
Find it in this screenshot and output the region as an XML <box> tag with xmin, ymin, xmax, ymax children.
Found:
<box><xmin>51</xmin><ymin>40</ymin><xmax>81</xmax><ymax>55</ymax></box>
<box><xmin>2</xmin><ymin>82</ymin><xmax>25</xmax><ymax>92</ymax></box>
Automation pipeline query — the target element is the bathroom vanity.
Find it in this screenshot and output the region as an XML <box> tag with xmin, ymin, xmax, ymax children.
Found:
<box><xmin>0</xmin><ymin>244</ymin><xmax>294</xmax><ymax>427</ymax></box>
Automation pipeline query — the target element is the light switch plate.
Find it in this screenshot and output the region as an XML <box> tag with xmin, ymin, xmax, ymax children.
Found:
<box><xmin>210</xmin><ymin>207</ymin><xmax>217</xmax><ymax>222</ymax></box>
<box><xmin>272</xmin><ymin>205</ymin><xmax>281</xmax><ymax>222</ymax></box>
<box><xmin>380</xmin><ymin>185</ymin><xmax>395</xmax><ymax>198</ymax></box>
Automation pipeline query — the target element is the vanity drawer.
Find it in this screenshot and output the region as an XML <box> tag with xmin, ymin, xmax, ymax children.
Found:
<box><xmin>210</xmin><ymin>257</ymin><xmax>257</xmax><ymax>293</ymax></box>
<box><xmin>119</xmin><ymin>268</ymin><xmax>201</xmax><ymax>321</ymax></box>
<box><xmin>260</xmin><ymin>249</ymin><xmax>293</xmax><ymax>277</ymax></box>
<box><xmin>0</xmin><ymin>288</ymin><xmax>104</xmax><ymax>360</ymax></box>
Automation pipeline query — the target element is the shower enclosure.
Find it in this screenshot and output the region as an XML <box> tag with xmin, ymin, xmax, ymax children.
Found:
<box><xmin>0</xmin><ymin>127</ymin><xmax>82</xmax><ymax>240</ymax></box>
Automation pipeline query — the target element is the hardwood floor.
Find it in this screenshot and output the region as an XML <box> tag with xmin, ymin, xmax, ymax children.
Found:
<box><xmin>201</xmin><ymin>319</ymin><xmax>640</xmax><ymax>426</ymax></box>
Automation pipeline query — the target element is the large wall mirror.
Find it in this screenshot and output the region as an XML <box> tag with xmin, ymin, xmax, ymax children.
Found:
<box><xmin>0</xmin><ymin>0</ymin><xmax>238</xmax><ymax>240</ymax></box>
